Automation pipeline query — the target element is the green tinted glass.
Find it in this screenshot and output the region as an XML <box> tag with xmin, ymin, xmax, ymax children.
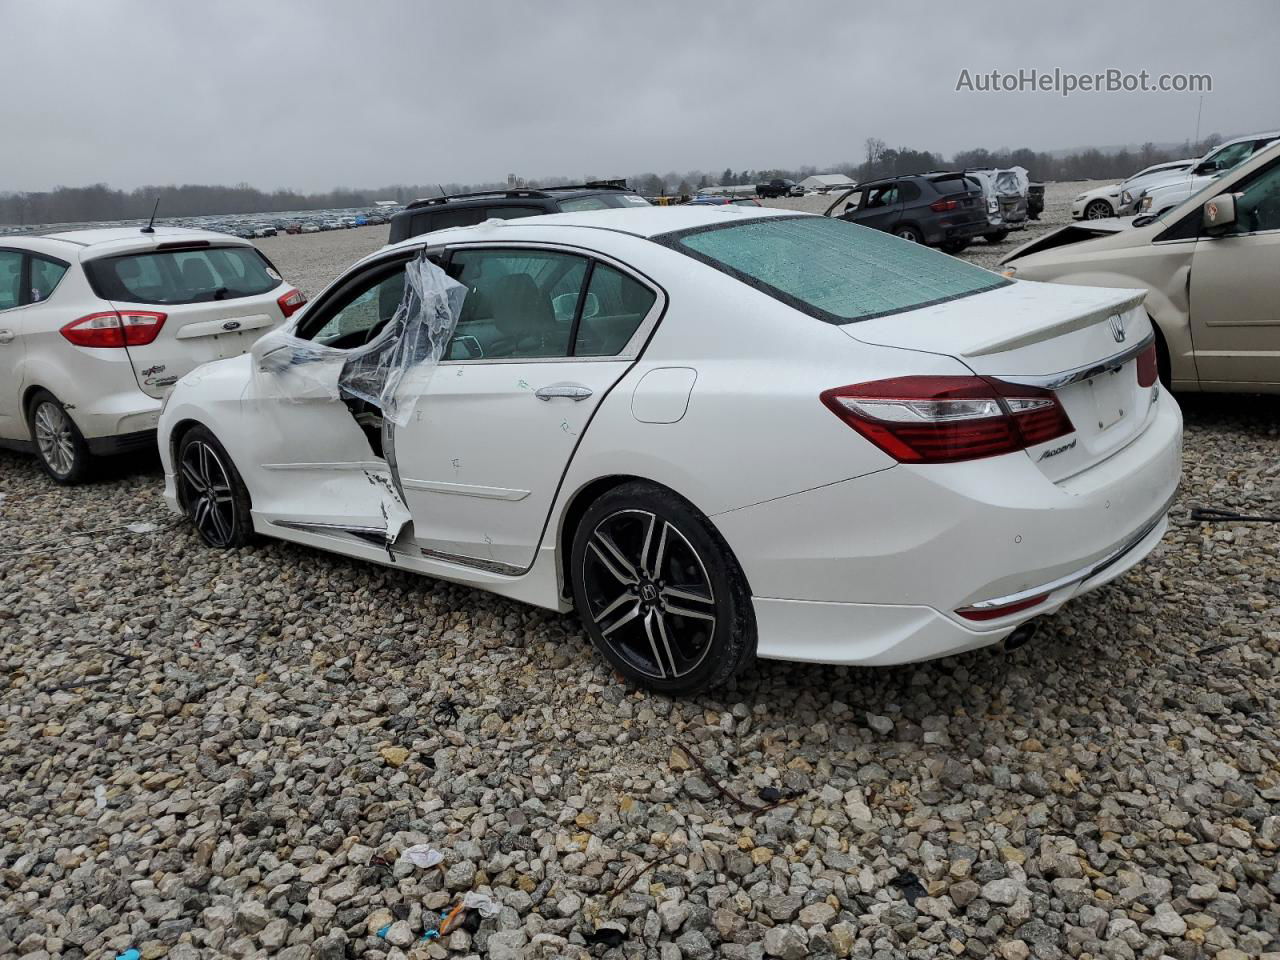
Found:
<box><xmin>669</xmin><ymin>216</ymin><xmax>1007</xmax><ymax>324</ymax></box>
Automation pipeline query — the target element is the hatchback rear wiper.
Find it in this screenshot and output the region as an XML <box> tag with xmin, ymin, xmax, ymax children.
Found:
<box><xmin>211</xmin><ymin>286</ymin><xmax>230</xmax><ymax>301</ymax></box>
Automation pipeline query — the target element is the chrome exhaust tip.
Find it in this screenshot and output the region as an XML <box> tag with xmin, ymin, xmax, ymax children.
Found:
<box><xmin>1000</xmin><ymin>621</ymin><xmax>1039</xmax><ymax>653</ymax></box>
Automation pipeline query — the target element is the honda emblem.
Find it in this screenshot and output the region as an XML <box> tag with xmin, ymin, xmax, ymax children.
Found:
<box><xmin>1108</xmin><ymin>315</ymin><xmax>1126</xmax><ymax>343</ymax></box>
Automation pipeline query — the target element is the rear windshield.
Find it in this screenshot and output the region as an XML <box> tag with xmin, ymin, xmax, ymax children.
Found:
<box><xmin>86</xmin><ymin>246</ymin><xmax>281</xmax><ymax>305</ymax></box>
<box><xmin>557</xmin><ymin>193</ymin><xmax>651</xmax><ymax>212</ymax></box>
<box><xmin>659</xmin><ymin>215</ymin><xmax>1008</xmax><ymax>324</ymax></box>
<box><xmin>931</xmin><ymin>175</ymin><xmax>976</xmax><ymax>195</ymax></box>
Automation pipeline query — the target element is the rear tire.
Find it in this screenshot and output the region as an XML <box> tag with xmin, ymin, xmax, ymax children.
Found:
<box><xmin>894</xmin><ymin>225</ymin><xmax>923</xmax><ymax>244</ymax></box>
<box><xmin>570</xmin><ymin>482</ymin><xmax>755</xmax><ymax>695</ymax></box>
<box><xmin>984</xmin><ymin>230</ymin><xmax>1010</xmax><ymax>244</ymax></box>
<box><xmin>940</xmin><ymin>239</ymin><xmax>970</xmax><ymax>254</ymax></box>
<box><xmin>176</xmin><ymin>425</ymin><xmax>254</xmax><ymax>548</ymax></box>
<box><xmin>27</xmin><ymin>390</ymin><xmax>91</xmax><ymax>484</ymax></box>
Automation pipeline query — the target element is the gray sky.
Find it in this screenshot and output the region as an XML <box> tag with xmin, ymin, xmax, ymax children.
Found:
<box><xmin>4</xmin><ymin>0</ymin><xmax>1277</xmax><ymax>192</ymax></box>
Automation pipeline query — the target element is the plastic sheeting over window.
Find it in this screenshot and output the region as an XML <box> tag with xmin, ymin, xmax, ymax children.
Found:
<box><xmin>662</xmin><ymin>216</ymin><xmax>1008</xmax><ymax>324</ymax></box>
<box><xmin>252</xmin><ymin>252</ymin><xmax>467</xmax><ymax>426</ymax></box>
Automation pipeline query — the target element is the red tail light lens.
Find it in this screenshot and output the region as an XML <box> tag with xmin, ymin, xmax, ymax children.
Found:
<box><xmin>1136</xmin><ymin>342</ymin><xmax>1158</xmax><ymax>388</ymax></box>
<box><xmin>61</xmin><ymin>310</ymin><xmax>166</xmax><ymax>348</ymax></box>
<box><xmin>821</xmin><ymin>376</ymin><xmax>1074</xmax><ymax>464</ymax></box>
<box><xmin>956</xmin><ymin>593</ymin><xmax>1050</xmax><ymax>621</ymax></box>
<box><xmin>277</xmin><ymin>288</ymin><xmax>306</xmax><ymax>318</ymax></box>
<box><xmin>929</xmin><ymin>198</ymin><xmax>960</xmax><ymax>212</ymax></box>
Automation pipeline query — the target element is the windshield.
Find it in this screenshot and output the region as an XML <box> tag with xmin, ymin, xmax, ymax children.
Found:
<box><xmin>658</xmin><ymin>215</ymin><xmax>1008</xmax><ymax>325</ymax></box>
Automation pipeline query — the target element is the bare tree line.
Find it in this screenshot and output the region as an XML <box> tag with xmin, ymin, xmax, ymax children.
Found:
<box><xmin>0</xmin><ymin>135</ymin><xmax>1228</xmax><ymax>226</ymax></box>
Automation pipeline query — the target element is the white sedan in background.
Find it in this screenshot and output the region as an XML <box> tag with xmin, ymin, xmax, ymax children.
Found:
<box><xmin>158</xmin><ymin>207</ymin><xmax>1181</xmax><ymax>694</ymax></box>
<box><xmin>0</xmin><ymin>228</ymin><xmax>304</xmax><ymax>482</ymax></box>
<box><xmin>1070</xmin><ymin>159</ymin><xmax>1195</xmax><ymax>220</ymax></box>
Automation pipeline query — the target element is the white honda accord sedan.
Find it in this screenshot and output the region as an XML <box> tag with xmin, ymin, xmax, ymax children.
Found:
<box><xmin>158</xmin><ymin>206</ymin><xmax>1182</xmax><ymax>693</ymax></box>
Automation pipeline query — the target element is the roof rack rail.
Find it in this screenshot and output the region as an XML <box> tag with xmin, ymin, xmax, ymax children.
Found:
<box><xmin>403</xmin><ymin>180</ymin><xmax>632</xmax><ymax>211</ymax></box>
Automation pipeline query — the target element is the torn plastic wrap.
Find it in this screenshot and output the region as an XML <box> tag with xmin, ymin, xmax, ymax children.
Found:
<box><xmin>993</xmin><ymin>166</ymin><xmax>1030</xmax><ymax>198</ymax></box>
<box><xmin>339</xmin><ymin>254</ymin><xmax>467</xmax><ymax>426</ymax></box>
<box><xmin>252</xmin><ymin>252</ymin><xmax>466</xmax><ymax>425</ymax></box>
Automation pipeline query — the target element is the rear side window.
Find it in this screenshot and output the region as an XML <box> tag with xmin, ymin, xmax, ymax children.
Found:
<box><xmin>575</xmin><ymin>264</ymin><xmax>657</xmax><ymax>356</ymax></box>
<box><xmin>660</xmin><ymin>215</ymin><xmax>1008</xmax><ymax>324</ymax></box>
<box><xmin>30</xmin><ymin>257</ymin><xmax>69</xmax><ymax>303</ymax></box>
<box><xmin>86</xmin><ymin>246</ymin><xmax>281</xmax><ymax>305</ymax></box>
<box><xmin>0</xmin><ymin>250</ymin><xmax>23</xmax><ymax>310</ymax></box>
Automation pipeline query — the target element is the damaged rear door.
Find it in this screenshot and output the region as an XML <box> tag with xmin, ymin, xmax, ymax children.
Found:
<box><xmin>388</xmin><ymin>245</ymin><xmax>662</xmax><ymax>572</ymax></box>
<box><xmin>246</xmin><ymin>253</ymin><xmax>417</xmax><ymax>542</ymax></box>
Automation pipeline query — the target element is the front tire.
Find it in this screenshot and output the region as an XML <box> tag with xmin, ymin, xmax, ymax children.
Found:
<box><xmin>1084</xmin><ymin>199</ymin><xmax>1113</xmax><ymax>220</ymax></box>
<box><xmin>27</xmin><ymin>390</ymin><xmax>91</xmax><ymax>484</ymax></box>
<box><xmin>176</xmin><ymin>426</ymin><xmax>254</xmax><ymax>548</ymax></box>
<box><xmin>570</xmin><ymin>482</ymin><xmax>755</xmax><ymax>695</ymax></box>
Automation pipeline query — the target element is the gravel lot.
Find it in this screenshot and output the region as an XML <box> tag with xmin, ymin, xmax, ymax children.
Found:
<box><xmin>1</xmin><ymin>186</ymin><xmax>1278</xmax><ymax>960</ymax></box>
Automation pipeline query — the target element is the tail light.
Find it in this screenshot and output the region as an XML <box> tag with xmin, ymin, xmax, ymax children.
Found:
<box><xmin>930</xmin><ymin>198</ymin><xmax>960</xmax><ymax>212</ymax></box>
<box><xmin>61</xmin><ymin>310</ymin><xmax>166</xmax><ymax>348</ymax></box>
<box><xmin>821</xmin><ymin>376</ymin><xmax>1074</xmax><ymax>464</ymax></box>
<box><xmin>1136</xmin><ymin>342</ymin><xmax>1158</xmax><ymax>388</ymax></box>
<box><xmin>277</xmin><ymin>288</ymin><xmax>306</xmax><ymax>319</ymax></box>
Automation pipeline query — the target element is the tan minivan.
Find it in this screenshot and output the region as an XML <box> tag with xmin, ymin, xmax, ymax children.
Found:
<box><xmin>1002</xmin><ymin>142</ymin><xmax>1280</xmax><ymax>393</ymax></box>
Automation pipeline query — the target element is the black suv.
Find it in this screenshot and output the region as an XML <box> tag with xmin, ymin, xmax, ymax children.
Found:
<box><xmin>822</xmin><ymin>172</ymin><xmax>989</xmax><ymax>253</ymax></box>
<box><xmin>388</xmin><ymin>182</ymin><xmax>649</xmax><ymax>244</ymax></box>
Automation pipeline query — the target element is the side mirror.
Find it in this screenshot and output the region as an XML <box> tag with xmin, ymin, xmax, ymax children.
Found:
<box><xmin>1202</xmin><ymin>193</ymin><xmax>1237</xmax><ymax>232</ymax></box>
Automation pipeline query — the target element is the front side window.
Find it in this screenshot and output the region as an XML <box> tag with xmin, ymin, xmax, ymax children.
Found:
<box><xmin>1203</xmin><ymin>141</ymin><xmax>1254</xmax><ymax>173</ymax></box>
<box><xmin>29</xmin><ymin>257</ymin><xmax>68</xmax><ymax>303</ymax></box>
<box><xmin>86</xmin><ymin>246</ymin><xmax>281</xmax><ymax>305</ymax></box>
<box><xmin>448</xmin><ymin>249</ymin><xmax>588</xmax><ymax>359</ymax></box>
<box><xmin>0</xmin><ymin>251</ymin><xmax>22</xmax><ymax>310</ymax></box>
<box><xmin>575</xmin><ymin>264</ymin><xmax>656</xmax><ymax>356</ymax></box>
<box><xmin>1228</xmin><ymin>161</ymin><xmax>1280</xmax><ymax>234</ymax></box>
<box><xmin>303</xmin><ymin>263</ymin><xmax>408</xmax><ymax>349</ymax></box>
<box><xmin>660</xmin><ymin>215</ymin><xmax>1008</xmax><ymax>324</ymax></box>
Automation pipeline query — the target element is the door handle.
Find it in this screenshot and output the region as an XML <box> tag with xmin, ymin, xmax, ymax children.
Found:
<box><xmin>0</xmin><ymin>330</ymin><xmax>14</xmax><ymax>344</ymax></box>
<box><xmin>535</xmin><ymin>383</ymin><xmax>593</xmax><ymax>401</ymax></box>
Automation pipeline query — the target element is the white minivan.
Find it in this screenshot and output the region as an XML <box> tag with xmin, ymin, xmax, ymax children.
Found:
<box><xmin>0</xmin><ymin>227</ymin><xmax>304</xmax><ymax>482</ymax></box>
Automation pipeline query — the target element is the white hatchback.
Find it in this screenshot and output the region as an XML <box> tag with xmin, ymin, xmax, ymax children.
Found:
<box><xmin>159</xmin><ymin>207</ymin><xmax>1182</xmax><ymax>694</ymax></box>
<box><xmin>0</xmin><ymin>228</ymin><xmax>304</xmax><ymax>482</ymax></box>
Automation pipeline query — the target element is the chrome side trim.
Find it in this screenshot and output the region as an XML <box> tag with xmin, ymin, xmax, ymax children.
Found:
<box><xmin>1001</xmin><ymin>332</ymin><xmax>1155</xmax><ymax>390</ymax></box>
<box><xmin>262</xmin><ymin>461</ymin><xmax>388</xmax><ymax>472</ymax></box>
<box><xmin>411</xmin><ymin>546</ymin><xmax>523</xmax><ymax>576</ymax></box>
<box><xmin>964</xmin><ymin>489</ymin><xmax>1177</xmax><ymax>611</ymax></box>
<box><xmin>399</xmin><ymin>478</ymin><xmax>530</xmax><ymax>501</ymax></box>
<box><xmin>271</xmin><ymin>519</ymin><xmax>388</xmax><ymax>537</ymax></box>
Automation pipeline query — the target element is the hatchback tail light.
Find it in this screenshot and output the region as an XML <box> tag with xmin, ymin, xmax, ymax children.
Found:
<box><xmin>1135</xmin><ymin>342</ymin><xmax>1159</xmax><ymax>388</ymax></box>
<box><xmin>821</xmin><ymin>376</ymin><xmax>1074</xmax><ymax>464</ymax></box>
<box><xmin>930</xmin><ymin>198</ymin><xmax>960</xmax><ymax>212</ymax></box>
<box><xmin>61</xmin><ymin>310</ymin><xmax>167</xmax><ymax>348</ymax></box>
<box><xmin>277</xmin><ymin>288</ymin><xmax>306</xmax><ymax>318</ymax></box>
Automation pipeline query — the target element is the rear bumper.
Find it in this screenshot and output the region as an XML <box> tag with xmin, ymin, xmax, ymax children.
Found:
<box><xmin>716</xmin><ymin>393</ymin><xmax>1182</xmax><ymax>665</ymax></box>
<box><xmin>929</xmin><ymin>219</ymin><xmax>989</xmax><ymax>244</ymax></box>
<box><xmin>750</xmin><ymin>510</ymin><xmax>1168</xmax><ymax>665</ymax></box>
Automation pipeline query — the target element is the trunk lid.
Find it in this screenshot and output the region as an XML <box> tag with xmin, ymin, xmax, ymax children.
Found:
<box><xmin>843</xmin><ymin>280</ymin><xmax>1158</xmax><ymax>481</ymax></box>
<box><xmin>83</xmin><ymin>242</ymin><xmax>289</xmax><ymax>398</ymax></box>
<box><xmin>118</xmin><ymin>296</ymin><xmax>284</xmax><ymax>397</ymax></box>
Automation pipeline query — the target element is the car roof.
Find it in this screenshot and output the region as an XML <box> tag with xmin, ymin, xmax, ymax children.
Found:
<box><xmin>33</xmin><ymin>226</ymin><xmax>252</xmax><ymax>259</ymax></box>
<box><xmin>376</xmin><ymin>205</ymin><xmax>799</xmax><ymax>259</ymax></box>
